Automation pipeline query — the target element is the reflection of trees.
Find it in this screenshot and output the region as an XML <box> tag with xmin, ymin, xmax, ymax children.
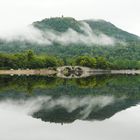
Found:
<box><xmin>1</xmin><ymin>75</ymin><xmax>140</xmax><ymax>98</ymax></box>
<box><xmin>74</xmin><ymin>76</ymin><xmax>109</xmax><ymax>88</ymax></box>
<box><xmin>0</xmin><ymin>75</ymin><xmax>109</xmax><ymax>93</ymax></box>
<box><xmin>75</xmin><ymin>77</ymin><xmax>97</xmax><ymax>88</ymax></box>
<box><xmin>0</xmin><ymin>76</ymin><xmax>63</xmax><ymax>94</ymax></box>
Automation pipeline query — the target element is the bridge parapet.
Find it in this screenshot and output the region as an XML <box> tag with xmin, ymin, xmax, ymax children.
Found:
<box><xmin>57</xmin><ymin>66</ymin><xmax>92</xmax><ymax>72</ymax></box>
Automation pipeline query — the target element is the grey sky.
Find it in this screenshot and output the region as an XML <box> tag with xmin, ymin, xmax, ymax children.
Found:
<box><xmin>0</xmin><ymin>0</ymin><xmax>139</xmax><ymax>36</ymax></box>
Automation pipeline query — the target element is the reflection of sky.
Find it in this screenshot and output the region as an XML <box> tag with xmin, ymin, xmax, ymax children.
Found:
<box><xmin>0</xmin><ymin>104</ymin><xmax>140</xmax><ymax>140</ymax></box>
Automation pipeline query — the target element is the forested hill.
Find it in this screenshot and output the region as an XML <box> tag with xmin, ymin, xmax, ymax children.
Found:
<box><xmin>0</xmin><ymin>17</ymin><xmax>140</xmax><ymax>64</ymax></box>
<box><xmin>33</xmin><ymin>17</ymin><xmax>140</xmax><ymax>42</ymax></box>
<box><xmin>84</xmin><ymin>19</ymin><xmax>140</xmax><ymax>43</ymax></box>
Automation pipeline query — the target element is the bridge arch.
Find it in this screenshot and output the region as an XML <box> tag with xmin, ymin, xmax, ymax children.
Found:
<box><xmin>57</xmin><ymin>66</ymin><xmax>92</xmax><ymax>78</ymax></box>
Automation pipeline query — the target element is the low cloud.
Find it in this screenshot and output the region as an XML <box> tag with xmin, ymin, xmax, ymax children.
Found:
<box><xmin>0</xmin><ymin>26</ymin><xmax>52</xmax><ymax>45</ymax></box>
<box><xmin>0</xmin><ymin>22</ymin><xmax>121</xmax><ymax>46</ymax></box>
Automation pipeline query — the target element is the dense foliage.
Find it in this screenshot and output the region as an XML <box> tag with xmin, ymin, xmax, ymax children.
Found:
<box><xmin>0</xmin><ymin>50</ymin><xmax>64</xmax><ymax>69</ymax></box>
<box><xmin>1</xmin><ymin>50</ymin><xmax>140</xmax><ymax>69</ymax></box>
<box><xmin>0</xmin><ymin>50</ymin><xmax>110</xmax><ymax>69</ymax></box>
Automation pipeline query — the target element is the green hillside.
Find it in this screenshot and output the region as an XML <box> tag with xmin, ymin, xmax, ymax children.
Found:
<box><xmin>33</xmin><ymin>17</ymin><xmax>83</xmax><ymax>33</ymax></box>
<box><xmin>0</xmin><ymin>17</ymin><xmax>140</xmax><ymax>69</ymax></box>
<box><xmin>84</xmin><ymin>19</ymin><xmax>140</xmax><ymax>42</ymax></box>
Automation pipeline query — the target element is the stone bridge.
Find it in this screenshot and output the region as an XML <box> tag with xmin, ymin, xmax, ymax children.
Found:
<box><xmin>57</xmin><ymin>66</ymin><xmax>93</xmax><ymax>78</ymax></box>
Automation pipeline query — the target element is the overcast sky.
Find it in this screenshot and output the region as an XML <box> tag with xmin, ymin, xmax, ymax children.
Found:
<box><xmin>0</xmin><ymin>0</ymin><xmax>139</xmax><ymax>36</ymax></box>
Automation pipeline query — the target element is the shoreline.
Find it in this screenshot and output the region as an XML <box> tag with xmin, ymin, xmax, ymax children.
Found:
<box><xmin>0</xmin><ymin>69</ymin><xmax>57</xmax><ymax>75</ymax></box>
<box><xmin>89</xmin><ymin>69</ymin><xmax>140</xmax><ymax>75</ymax></box>
<box><xmin>0</xmin><ymin>69</ymin><xmax>140</xmax><ymax>76</ymax></box>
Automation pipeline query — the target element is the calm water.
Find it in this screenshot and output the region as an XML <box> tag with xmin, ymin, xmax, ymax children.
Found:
<box><xmin>0</xmin><ymin>75</ymin><xmax>140</xmax><ymax>140</ymax></box>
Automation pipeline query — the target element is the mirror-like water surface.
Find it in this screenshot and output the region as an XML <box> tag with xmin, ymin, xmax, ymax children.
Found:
<box><xmin>0</xmin><ymin>75</ymin><xmax>140</xmax><ymax>140</ymax></box>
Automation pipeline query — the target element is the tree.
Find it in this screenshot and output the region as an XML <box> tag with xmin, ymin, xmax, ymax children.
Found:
<box><xmin>96</xmin><ymin>57</ymin><xmax>109</xmax><ymax>69</ymax></box>
<box><xmin>74</xmin><ymin>56</ymin><xmax>96</xmax><ymax>68</ymax></box>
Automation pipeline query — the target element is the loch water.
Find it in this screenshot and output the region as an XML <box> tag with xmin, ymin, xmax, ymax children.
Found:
<box><xmin>0</xmin><ymin>75</ymin><xmax>140</xmax><ymax>140</ymax></box>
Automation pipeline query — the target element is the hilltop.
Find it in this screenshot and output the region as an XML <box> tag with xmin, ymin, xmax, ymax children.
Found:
<box><xmin>33</xmin><ymin>17</ymin><xmax>140</xmax><ymax>42</ymax></box>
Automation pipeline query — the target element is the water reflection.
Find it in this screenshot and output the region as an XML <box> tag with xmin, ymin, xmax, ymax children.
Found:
<box><xmin>0</xmin><ymin>75</ymin><xmax>140</xmax><ymax>124</ymax></box>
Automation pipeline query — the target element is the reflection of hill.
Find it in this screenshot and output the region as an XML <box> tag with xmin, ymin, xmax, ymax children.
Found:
<box><xmin>33</xmin><ymin>98</ymin><xmax>138</xmax><ymax>123</ymax></box>
<box><xmin>0</xmin><ymin>75</ymin><xmax>140</xmax><ymax>123</ymax></box>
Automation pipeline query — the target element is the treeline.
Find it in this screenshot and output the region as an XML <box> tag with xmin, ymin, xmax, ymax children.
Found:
<box><xmin>0</xmin><ymin>50</ymin><xmax>140</xmax><ymax>69</ymax></box>
<box><xmin>71</xmin><ymin>56</ymin><xmax>140</xmax><ymax>70</ymax></box>
<box><xmin>69</xmin><ymin>56</ymin><xmax>109</xmax><ymax>69</ymax></box>
<box><xmin>0</xmin><ymin>50</ymin><xmax>64</xmax><ymax>69</ymax></box>
<box><xmin>0</xmin><ymin>51</ymin><xmax>110</xmax><ymax>69</ymax></box>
